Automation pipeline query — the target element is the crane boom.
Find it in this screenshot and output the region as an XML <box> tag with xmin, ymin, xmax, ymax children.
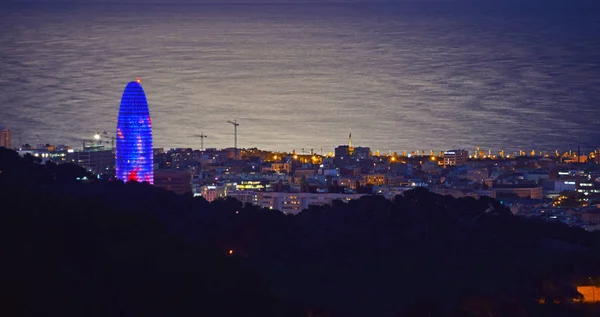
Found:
<box><xmin>193</xmin><ymin>133</ymin><xmax>208</xmax><ymax>151</ymax></box>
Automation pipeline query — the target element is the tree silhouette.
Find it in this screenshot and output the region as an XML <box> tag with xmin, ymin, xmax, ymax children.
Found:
<box><xmin>2</xmin><ymin>147</ymin><xmax>600</xmax><ymax>317</ymax></box>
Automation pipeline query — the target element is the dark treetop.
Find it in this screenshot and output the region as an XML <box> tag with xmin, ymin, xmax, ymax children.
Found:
<box><xmin>1</xmin><ymin>147</ymin><xmax>600</xmax><ymax>317</ymax></box>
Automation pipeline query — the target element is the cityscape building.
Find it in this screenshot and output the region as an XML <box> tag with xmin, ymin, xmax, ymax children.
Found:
<box><xmin>198</xmin><ymin>185</ymin><xmax>227</xmax><ymax>201</ymax></box>
<box><xmin>493</xmin><ymin>185</ymin><xmax>543</xmax><ymax>200</ymax></box>
<box><xmin>334</xmin><ymin>145</ymin><xmax>351</xmax><ymax>168</ymax></box>
<box><xmin>227</xmin><ymin>190</ymin><xmax>260</xmax><ymax>205</ymax></box>
<box><xmin>334</xmin><ymin>145</ymin><xmax>371</xmax><ymax>168</ymax></box>
<box><xmin>154</xmin><ymin>170</ymin><xmax>192</xmax><ymax>195</ymax></box>
<box><xmin>353</xmin><ymin>146</ymin><xmax>372</xmax><ymax>161</ymax></box>
<box><xmin>115</xmin><ymin>80</ymin><xmax>154</xmax><ymax>184</ymax></box>
<box><xmin>17</xmin><ymin>143</ymin><xmax>69</xmax><ymax>164</ymax></box>
<box><xmin>443</xmin><ymin>149</ymin><xmax>469</xmax><ymax>166</ymax></box>
<box><xmin>68</xmin><ymin>148</ymin><xmax>114</xmax><ymax>176</ymax></box>
<box><xmin>0</xmin><ymin>125</ymin><xmax>11</xmax><ymax>149</ymax></box>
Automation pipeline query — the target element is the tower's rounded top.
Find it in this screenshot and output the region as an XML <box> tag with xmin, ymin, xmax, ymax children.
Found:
<box><xmin>124</xmin><ymin>80</ymin><xmax>144</xmax><ymax>90</ymax></box>
<box><xmin>121</xmin><ymin>81</ymin><xmax>149</xmax><ymax>109</ymax></box>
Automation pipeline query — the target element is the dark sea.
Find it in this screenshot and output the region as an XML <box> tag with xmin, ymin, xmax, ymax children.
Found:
<box><xmin>1</xmin><ymin>1</ymin><xmax>599</xmax><ymax>154</ymax></box>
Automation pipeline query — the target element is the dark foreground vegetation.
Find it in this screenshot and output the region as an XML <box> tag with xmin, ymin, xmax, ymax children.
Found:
<box><xmin>1</xmin><ymin>147</ymin><xmax>600</xmax><ymax>317</ymax></box>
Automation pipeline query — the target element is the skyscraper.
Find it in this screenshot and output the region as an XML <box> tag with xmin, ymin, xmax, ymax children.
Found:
<box><xmin>115</xmin><ymin>80</ymin><xmax>154</xmax><ymax>184</ymax></box>
<box><xmin>0</xmin><ymin>125</ymin><xmax>11</xmax><ymax>149</ymax></box>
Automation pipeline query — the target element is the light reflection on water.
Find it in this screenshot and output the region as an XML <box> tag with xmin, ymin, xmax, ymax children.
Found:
<box><xmin>0</xmin><ymin>3</ymin><xmax>599</xmax><ymax>154</ymax></box>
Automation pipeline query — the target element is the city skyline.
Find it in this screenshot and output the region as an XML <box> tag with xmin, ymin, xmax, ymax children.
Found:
<box><xmin>2</xmin><ymin>117</ymin><xmax>598</xmax><ymax>158</ymax></box>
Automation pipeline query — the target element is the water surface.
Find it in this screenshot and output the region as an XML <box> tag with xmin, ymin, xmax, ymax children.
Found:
<box><xmin>1</xmin><ymin>2</ymin><xmax>599</xmax><ymax>154</ymax></box>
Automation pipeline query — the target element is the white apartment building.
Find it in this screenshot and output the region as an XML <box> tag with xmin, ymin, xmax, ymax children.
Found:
<box><xmin>443</xmin><ymin>149</ymin><xmax>469</xmax><ymax>167</ymax></box>
<box><xmin>227</xmin><ymin>190</ymin><xmax>260</xmax><ymax>205</ymax></box>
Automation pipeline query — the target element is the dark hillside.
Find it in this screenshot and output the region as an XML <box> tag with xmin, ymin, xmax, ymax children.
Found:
<box><xmin>1</xmin><ymin>147</ymin><xmax>600</xmax><ymax>317</ymax></box>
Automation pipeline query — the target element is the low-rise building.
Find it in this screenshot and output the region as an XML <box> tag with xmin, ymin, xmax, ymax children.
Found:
<box><xmin>227</xmin><ymin>190</ymin><xmax>260</xmax><ymax>205</ymax></box>
<box><xmin>467</xmin><ymin>168</ymin><xmax>488</xmax><ymax>183</ymax></box>
<box><xmin>198</xmin><ymin>185</ymin><xmax>228</xmax><ymax>202</ymax></box>
<box><xmin>363</xmin><ymin>174</ymin><xmax>386</xmax><ymax>186</ymax></box>
<box><xmin>271</xmin><ymin>162</ymin><xmax>291</xmax><ymax>174</ymax></box>
<box><xmin>259</xmin><ymin>192</ymin><xmax>366</xmax><ymax>215</ymax></box>
<box><xmin>154</xmin><ymin>170</ymin><xmax>192</xmax><ymax>195</ymax></box>
<box><xmin>68</xmin><ymin>148</ymin><xmax>114</xmax><ymax>176</ymax></box>
<box><xmin>294</xmin><ymin>167</ymin><xmax>317</xmax><ymax>178</ymax></box>
<box><xmin>493</xmin><ymin>185</ymin><xmax>543</xmax><ymax>200</ymax></box>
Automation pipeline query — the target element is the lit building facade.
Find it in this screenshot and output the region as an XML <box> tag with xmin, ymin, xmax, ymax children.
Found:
<box><xmin>576</xmin><ymin>286</ymin><xmax>600</xmax><ymax>302</ymax></box>
<box><xmin>227</xmin><ymin>190</ymin><xmax>260</xmax><ymax>205</ymax></box>
<box><xmin>115</xmin><ymin>81</ymin><xmax>154</xmax><ymax>184</ymax></box>
<box><xmin>443</xmin><ymin>149</ymin><xmax>469</xmax><ymax>167</ymax></box>
<box><xmin>363</xmin><ymin>174</ymin><xmax>386</xmax><ymax>186</ymax></box>
<box><xmin>0</xmin><ymin>125</ymin><xmax>11</xmax><ymax>149</ymax></box>
<box><xmin>199</xmin><ymin>185</ymin><xmax>227</xmax><ymax>202</ymax></box>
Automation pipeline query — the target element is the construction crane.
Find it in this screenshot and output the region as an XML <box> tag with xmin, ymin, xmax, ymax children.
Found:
<box><xmin>192</xmin><ymin>132</ymin><xmax>208</xmax><ymax>151</ymax></box>
<box><xmin>227</xmin><ymin>120</ymin><xmax>239</xmax><ymax>160</ymax></box>
<box><xmin>100</xmin><ymin>131</ymin><xmax>115</xmax><ymax>151</ymax></box>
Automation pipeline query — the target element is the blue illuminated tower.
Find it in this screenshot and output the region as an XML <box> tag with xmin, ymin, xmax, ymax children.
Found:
<box><xmin>115</xmin><ymin>80</ymin><xmax>154</xmax><ymax>184</ymax></box>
